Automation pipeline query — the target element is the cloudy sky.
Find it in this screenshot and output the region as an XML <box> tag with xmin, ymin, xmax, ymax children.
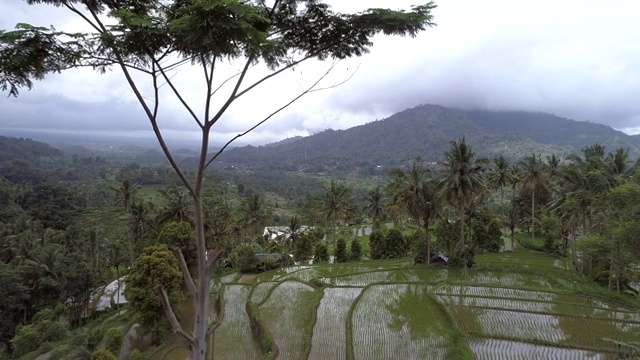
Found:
<box><xmin>0</xmin><ymin>0</ymin><xmax>639</xmax><ymax>147</ymax></box>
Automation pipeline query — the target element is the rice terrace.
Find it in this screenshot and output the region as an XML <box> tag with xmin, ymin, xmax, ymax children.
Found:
<box><xmin>172</xmin><ymin>245</ymin><xmax>640</xmax><ymax>360</ymax></box>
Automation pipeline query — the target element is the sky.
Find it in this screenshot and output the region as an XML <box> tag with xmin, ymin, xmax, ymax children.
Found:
<box><xmin>0</xmin><ymin>0</ymin><xmax>639</xmax><ymax>147</ymax></box>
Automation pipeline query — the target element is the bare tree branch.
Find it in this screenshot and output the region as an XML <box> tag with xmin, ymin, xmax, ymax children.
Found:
<box><xmin>64</xmin><ymin>3</ymin><xmax>102</xmax><ymax>33</ymax></box>
<box><xmin>206</xmin><ymin>56</ymin><xmax>255</xmax><ymax>127</ymax></box>
<box><xmin>84</xmin><ymin>3</ymin><xmax>195</xmax><ymax>195</ymax></box>
<box><xmin>155</xmin><ymin>286</ymin><xmax>196</xmax><ymax>344</ymax></box>
<box><xmin>204</xmin><ymin>249</ymin><xmax>222</xmax><ymax>276</ymax></box>
<box><xmin>205</xmin><ymin>62</ymin><xmax>339</xmax><ymax>167</ymax></box>
<box><xmin>155</xmin><ymin>58</ymin><xmax>203</xmax><ymax>129</ymax></box>
<box><xmin>174</xmin><ymin>248</ymin><xmax>197</xmax><ymax>299</ymax></box>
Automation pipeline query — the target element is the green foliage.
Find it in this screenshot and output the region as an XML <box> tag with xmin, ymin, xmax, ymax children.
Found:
<box><xmin>91</xmin><ymin>349</ymin><xmax>117</xmax><ymax>360</ymax></box>
<box><xmin>541</xmin><ymin>215</ymin><xmax>561</xmax><ymax>253</ymax></box>
<box><xmin>313</xmin><ymin>243</ymin><xmax>329</xmax><ymax>263</ymax></box>
<box><xmin>228</xmin><ymin>243</ymin><xmax>258</xmax><ymax>272</ymax></box>
<box><xmin>128</xmin><ymin>349</ymin><xmax>145</xmax><ymax>360</ymax></box>
<box><xmin>105</xmin><ymin>327</ymin><xmax>124</xmax><ymax>354</ymax></box>
<box><xmin>385</xmin><ymin>227</ymin><xmax>406</xmax><ymax>259</ymax></box>
<box><xmin>124</xmin><ymin>245</ymin><xmax>182</xmax><ymax>337</ymax></box>
<box><xmin>10</xmin><ymin>307</ymin><xmax>69</xmax><ymax>358</ymax></box>
<box><xmin>369</xmin><ymin>229</ymin><xmax>386</xmax><ymax>260</ymax></box>
<box><xmin>413</xmin><ymin>235</ymin><xmax>430</xmax><ymax>264</ymax></box>
<box><xmin>294</xmin><ymin>234</ymin><xmax>313</xmax><ymax>262</ymax></box>
<box><xmin>471</xmin><ymin>218</ymin><xmax>502</xmax><ymax>253</ymax></box>
<box><xmin>434</xmin><ymin>220</ymin><xmax>458</xmax><ymax>255</ymax></box>
<box><xmin>156</xmin><ymin>221</ymin><xmax>197</xmax><ymax>270</ymax></box>
<box><xmin>335</xmin><ymin>238</ymin><xmax>349</xmax><ymax>263</ymax></box>
<box><xmin>350</xmin><ymin>239</ymin><xmax>362</xmax><ymax>261</ymax></box>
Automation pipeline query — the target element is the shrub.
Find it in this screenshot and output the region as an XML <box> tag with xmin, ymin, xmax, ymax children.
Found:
<box><xmin>105</xmin><ymin>327</ymin><xmax>124</xmax><ymax>354</ymax></box>
<box><xmin>91</xmin><ymin>349</ymin><xmax>117</xmax><ymax>360</ymax></box>
<box><xmin>156</xmin><ymin>221</ymin><xmax>197</xmax><ymax>271</ymax></box>
<box><xmin>229</xmin><ymin>243</ymin><xmax>258</xmax><ymax>272</ymax></box>
<box><xmin>350</xmin><ymin>239</ymin><xmax>362</xmax><ymax>261</ymax></box>
<box><xmin>294</xmin><ymin>234</ymin><xmax>312</xmax><ymax>262</ymax></box>
<box><xmin>335</xmin><ymin>238</ymin><xmax>349</xmax><ymax>263</ymax></box>
<box><xmin>472</xmin><ymin>218</ymin><xmax>502</xmax><ymax>253</ymax></box>
<box><xmin>413</xmin><ymin>237</ymin><xmax>430</xmax><ymax>264</ymax></box>
<box><xmin>541</xmin><ymin>215</ymin><xmax>561</xmax><ymax>253</ymax></box>
<box><xmin>125</xmin><ymin>245</ymin><xmax>182</xmax><ymax>341</ymax></box>
<box><xmin>314</xmin><ymin>243</ymin><xmax>329</xmax><ymax>263</ymax></box>
<box><xmin>129</xmin><ymin>349</ymin><xmax>145</xmax><ymax>360</ymax></box>
<box><xmin>385</xmin><ymin>227</ymin><xmax>406</xmax><ymax>258</ymax></box>
<box><xmin>434</xmin><ymin>219</ymin><xmax>459</xmax><ymax>255</ymax></box>
<box><xmin>369</xmin><ymin>229</ymin><xmax>386</xmax><ymax>260</ymax></box>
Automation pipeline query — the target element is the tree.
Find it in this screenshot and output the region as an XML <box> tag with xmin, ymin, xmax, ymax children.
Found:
<box><xmin>369</xmin><ymin>229</ymin><xmax>386</xmax><ymax>260</ymax></box>
<box><xmin>240</xmin><ymin>193</ymin><xmax>270</xmax><ymax>239</ymax></box>
<box><xmin>293</xmin><ymin>234</ymin><xmax>312</xmax><ymax>263</ymax></box>
<box><xmin>156</xmin><ymin>185</ymin><xmax>193</xmax><ymax>226</ymax></box>
<box><xmin>439</xmin><ymin>137</ymin><xmax>486</xmax><ymax>250</ymax></box>
<box><xmin>335</xmin><ymin>237</ymin><xmax>348</xmax><ymax>263</ymax></box>
<box><xmin>364</xmin><ymin>187</ymin><xmax>385</xmax><ymax>223</ymax></box>
<box><xmin>0</xmin><ymin>1</ymin><xmax>437</xmax><ymax>358</ymax></box>
<box><xmin>350</xmin><ymin>239</ymin><xmax>362</xmax><ymax>261</ymax></box>
<box><xmin>313</xmin><ymin>242</ymin><xmax>329</xmax><ymax>263</ymax></box>
<box><xmin>488</xmin><ymin>155</ymin><xmax>511</xmax><ymax>216</ymax></box>
<box><xmin>518</xmin><ymin>154</ymin><xmax>548</xmax><ymax>239</ymax></box>
<box><xmin>157</xmin><ymin>221</ymin><xmax>198</xmax><ymax>272</ymax></box>
<box><xmin>109</xmin><ymin>179</ymin><xmax>139</xmax><ymax>212</ymax></box>
<box><xmin>125</xmin><ymin>245</ymin><xmax>182</xmax><ymax>341</ymax></box>
<box><xmin>319</xmin><ymin>180</ymin><xmax>356</xmax><ymax>246</ymax></box>
<box><xmin>285</xmin><ymin>215</ymin><xmax>301</xmax><ymax>249</ymax></box>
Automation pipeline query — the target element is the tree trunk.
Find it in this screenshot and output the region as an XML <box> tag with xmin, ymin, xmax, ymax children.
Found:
<box><xmin>190</xmin><ymin>195</ymin><xmax>211</xmax><ymax>360</ymax></box>
<box><xmin>531</xmin><ymin>188</ymin><xmax>535</xmax><ymax>240</ymax></box>
<box><xmin>571</xmin><ymin>225</ymin><xmax>578</xmax><ymax>271</ymax></box>
<box><xmin>459</xmin><ymin>197</ymin><xmax>465</xmax><ymax>249</ymax></box>
<box><xmin>510</xmin><ymin>226</ymin><xmax>515</xmax><ymax>251</ymax></box>
<box><xmin>332</xmin><ymin>213</ymin><xmax>337</xmax><ymax>248</ymax></box>
<box><xmin>425</xmin><ymin>218</ymin><xmax>431</xmax><ymax>264</ymax></box>
<box><xmin>608</xmin><ymin>242</ymin><xmax>615</xmax><ymax>290</ymax></box>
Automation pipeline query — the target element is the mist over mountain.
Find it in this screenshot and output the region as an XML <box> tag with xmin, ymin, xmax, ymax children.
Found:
<box><xmin>214</xmin><ymin>104</ymin><xmax>640</xmax><ymax>171</ymax></box>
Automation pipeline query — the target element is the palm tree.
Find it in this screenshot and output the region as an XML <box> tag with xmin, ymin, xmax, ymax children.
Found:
<box><xmin>488</xmin><ymin>156</ymin><xmax>512</xmax><ymax>216</ymax></box>
<box><xmin>285</xmin><ymin>215</ymin><xmax>301</xmax><ymax>249</ymax></box>
<box><xmin>240</xmin><ymin>194</ymin><xmax>269</xmax><ymax>239</ymax></box>
<box><xmin>110</xmin><ymin>179</ymin><xmax>139</xmax><ymax>211</ymax></box>
<box><xmin>319</xmin><ymin>180</ymin><xmax>356</xmax><ymax>246</ymax></box>
<box><xmin>518</xmin><ymin>154</ymin><xmax>548</xmax><ymax>239</ymax></box>
<box><xmin>439</xmin><ymin>138</ymin><xmax>486</xmax><ymax>250</ymax></box>
<box><xmin>364</xmin><ymin>187</ymin><xmax>385</xmax><ymax>224</ymax></box>
<box><xmin>417</xmin><ymin>179</ymin><xmax>440</xmax><ymax>262</ymax></box>
<box><xmin>156</xmin><ymin>185</ymin><xmax>192</xmax><ymax>226</ymax></box>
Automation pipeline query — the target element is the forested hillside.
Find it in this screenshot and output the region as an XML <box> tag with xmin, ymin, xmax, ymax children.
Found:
<box><xmin>215</xmin><ymin>104</ymin><xmax>639</xmax><ymax>173</ymax></box>
<box><xmin>0</xmin><ymin>136</ymin><xmax>63</xmax><ymax>164</ymax></box>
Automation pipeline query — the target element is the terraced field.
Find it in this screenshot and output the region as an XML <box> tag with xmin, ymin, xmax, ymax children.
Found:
<box><xmin>207</xmin><ymin>250</ymin><xmax>639</xmax><ymax>359</ymax></box>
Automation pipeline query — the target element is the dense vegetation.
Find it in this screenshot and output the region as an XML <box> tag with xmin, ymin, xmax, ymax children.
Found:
<box><xmin>215</xmin><ymin>105</ymin><xmax>640</xmax><ymax>172</ymax></box>
<box><xmin>0</xmin><ymin>125</ymin><xmax>639</xmax><ymax>358</ymax></box>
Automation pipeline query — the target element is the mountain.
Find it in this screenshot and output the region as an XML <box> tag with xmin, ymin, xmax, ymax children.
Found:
<box><xmin>0</xmin><ymin>135</ymin><xmax>63</xmax><ymax>164</ymax></box>
<box><xmin>214</xmin><ymin>104</ymin><xmax>640</xmax><ymax>172</ymax></box>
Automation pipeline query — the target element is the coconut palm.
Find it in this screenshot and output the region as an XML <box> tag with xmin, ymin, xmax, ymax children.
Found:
<box><xmin>285</xmin><ymin>215</ymin><xmax>302</xmax><ymax>249</ymax></box>
<box><xmin>110</xmin><ymin>179</ymin><xmax>139</xmax><ymax>211</ymax></box>
<box><xmin>157</xmin><ymin>185</ymin><xmax>192</xmax><ymax>226</ymax></box>
<box><xmin>319</xmin><ymin>180</ymin><xmax>356</xmax><ymax>246</ymax></box>
<box><xmin>488</xmin><ymin>155</ymin><xmax>512</xmax><ymax>216</ymax></box>
<box><xmin>439</xmin><ymin>137</ymin><xmax>487</xmax><ymax>249</ymax></box>
<box><xmin>240</xmin><ymin>194</ymin><xmax>270</xmax><ymax>239</ymax></box>
<box><xmin>364</xmin><ymin>187</ymin><xmax>385</xmax><ymax>224</ymax></box>
<box><xmin>518</xmin><ymin>154</ymin><xmax>548</xmax><ymax>239</ymax></box>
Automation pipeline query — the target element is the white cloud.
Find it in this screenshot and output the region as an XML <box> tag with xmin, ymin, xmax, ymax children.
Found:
<box><xmin>0</xmin><ymin>0</ymin><xmax>638</xmax><ymax>145</ymax></box>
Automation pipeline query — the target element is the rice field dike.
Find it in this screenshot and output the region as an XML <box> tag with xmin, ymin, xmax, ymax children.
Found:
<box><xmin>201</xmin><ymin>249</ymin><xmax>640</xmax><ymax>360</ymax></box>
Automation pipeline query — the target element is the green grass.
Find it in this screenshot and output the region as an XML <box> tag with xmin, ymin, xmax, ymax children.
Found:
<box><xmin>140</xmin><ymin>248</ymin><xmax>640</xmax><ymax>359</ymax></box>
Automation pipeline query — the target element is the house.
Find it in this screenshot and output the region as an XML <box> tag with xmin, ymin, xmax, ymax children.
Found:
<box><xmin>263</xmin><ymin>226</ymin><xmax>312</xmax><ymax>241</ymax></box>
<box><xmin>430</xmin><ymin>253</ymin><xmax>449</xmax><ymax>266</ymax></box>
